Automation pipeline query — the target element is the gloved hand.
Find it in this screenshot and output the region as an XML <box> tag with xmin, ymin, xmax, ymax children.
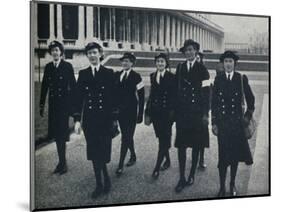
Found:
<box><xmin>212</xmin><ymin>124</ymin><xmax>218</xmax><ymax>136</ymax></box>
<box><xmin>202</xmin><ymin>114</ymin><xmax>209</xmax><ymax>126</ymax></box>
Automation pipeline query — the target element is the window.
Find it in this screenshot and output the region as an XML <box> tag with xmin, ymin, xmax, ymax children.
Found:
<box><xmin>62</xmin><ymin>5</ymin><xmax>78</xmax><ymax>39</ymax></box>
<box><xmin>37</xmin><ymin>4</ymin><xmax>50</xmax><ymax>39</ymax></box>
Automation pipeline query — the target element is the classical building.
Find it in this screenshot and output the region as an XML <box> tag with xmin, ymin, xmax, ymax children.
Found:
<box><xmin>32</xmin><ymin>2</ymin><xmax>224</xmax><ymax>59</ymax></box>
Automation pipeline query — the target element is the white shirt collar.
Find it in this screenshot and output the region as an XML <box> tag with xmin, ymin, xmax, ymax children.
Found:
<box><xmin>53</xmin><ymin>58</ymin><xmax>61</xmax><ymax>68</ymax></box>
<box><xmin>91</xmin><ymin>64</ymin><xmax>100</xmax><ymax>72</ymax></box>
<box><xmin>121</xmin><ymin>68</ymin><xmax>131</xmax><ymax>79</ymax></box>
<box><xmin>123</xmin><ymin>68</ymin><xmax>131</xmax><ymax>75</ymax></box>
<box><xmin>157</xmin><ymin>69</ymin><xmax>166</xmax><ymax>77</ymax></box>
<box><xmin>186</xmin><ymin>57</ymin><xmax>197</xmax><ymax>70</ymax></box>
<box><xmin>225</xmin><ymin>71</ymin><xmax>234</xmax><ymax>80</ymax></box>
<box><xmin>156</xmin><ymin>69</ymin><xmax>166</xmax><ymax>84</ymax></box>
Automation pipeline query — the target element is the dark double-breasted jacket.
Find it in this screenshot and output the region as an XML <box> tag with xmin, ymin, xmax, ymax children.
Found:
<box><xmin>39</xmin><ymin>59</ymin><xmax>76</xmax><ymax>141</ymax></box>
<box><xmin>211</xmin><ymin>71</ymin><xmax>255</xmax><ymax>167</ymax></box>
<box><xmin>73</xmin><ymin>65</ymin><xmax>118</xmax><ymax>162</ymax></box>
<box><xmin>115</xmin><ymin>69</ymin><xmax>145</xmax><ymax>121</ymax></box>
<box><xmin>145</xmin><ymin>70</ymin><xmax>176</xmax><ymax>140</ymax></box>
<box><xmin>174</xmin><ymin>60</ymin><xmax>211</xmax><ymax>148</ymax></box>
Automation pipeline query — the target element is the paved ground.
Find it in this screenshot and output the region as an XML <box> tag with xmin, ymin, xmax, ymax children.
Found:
<box><xmin>33</xmin><ymin>71</ymin><xmax>269</xmax><ymax>210</ymax></box>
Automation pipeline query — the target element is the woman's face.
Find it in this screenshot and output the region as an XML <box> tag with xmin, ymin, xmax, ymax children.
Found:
<box><xmin>155</xmin><ymin>58</ymin><xmax>167</xmax><ymax>71</ymax></box>
<box><xmin>50</xmin><ymin>47</ymin><xmax>62</xmax><ymax>61</ymax></box>
<box><xmin>86</xmin><ymin>48</ymin><xmax>101</xmax><ymax>65</ymax></box>
<box><xmin>184</xmin><ymin>45</ymin><xmax>196</xmax><ymax>61</ymax></box>
<box><xmin>223</xmin><ymin>58</ymin><xmax>235</xmax><ymax>73</ymax></box>
<box><xmin>121</xmin><ymin>58</ymin><xmax>133</xmax><ymax>70</ymax></box>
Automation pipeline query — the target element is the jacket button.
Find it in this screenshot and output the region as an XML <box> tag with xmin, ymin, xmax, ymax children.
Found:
<box><xmin>85</xmin><ymin>86</ymin><xmax>89</xmax><ymax>90</ymax></box>
<box><xmin>232</xmin><ymin>111</ymin><xmax>235</xmax><ymax>114</ymax></box>
<box><xmin>99</xmin><ymin>106</ymin><xmax>103</xmax><ymax>109</ymax></box>
<box><xmin>222</xmin><ymin>99</ymin><xmax>225</xmax><ymax>102</ymax></box>
<box><xmin>89</xmin><ymin>106</ymin><xmax>92</xmax><ymax>109</ymax></box>
<box><xmin>89</xmin><ymin>100</ymin><xmax>92</xmax><ymax>103</ymax></box>
<box><xmin>222</xmin><ymin>111</ymin><xmax>225</xmax><ymax>114</ymax></box>
<box><xmin>222</xmin><ymin>105</ymin><xmax>225</xmax><ymax>108</ymax></box>
<box><xmin>192</xmin><ymin>99</ymin><xmax>195</xmax><ymax>103</ymax></box>
<box><xmin>232</xmin><ymin>98</ymin><xmax>235</xmax><ymax>102</ymax></box>
<box><xmin>232</xmin><ymin>105</ymin><xmax>235</xmax><ymax>108</ymax></box>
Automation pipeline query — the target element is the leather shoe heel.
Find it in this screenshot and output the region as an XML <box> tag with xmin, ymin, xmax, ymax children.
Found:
<box><xmin>152</xmin><ymin>170</ymin><xmax>160</xmax><ymax>180</ymax></box>
<box><xmin>115</xmin><ymin>168</ymin><xmax>123</xmax><ymax>177</ymax></box>
<box><xmin>186</xmin><ymin>177</ymin><xmax>194</xmax><ymax>186</ymax></box>
<box><xmin>175</xmin><ymin>180</ymin><xmax>187</xmax><ymax>193</ymax></box>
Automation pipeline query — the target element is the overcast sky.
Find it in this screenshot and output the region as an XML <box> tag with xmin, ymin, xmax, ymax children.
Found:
<box><xmin>208</xmin><ymin>14</ymin><xmax>269</xmax><ymax>43</ymax></box>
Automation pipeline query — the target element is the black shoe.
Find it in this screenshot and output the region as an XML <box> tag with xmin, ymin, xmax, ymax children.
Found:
<box><xmin>186</xmin><ymin>176</ymin><xmax>194</xmax><ymax>186</ymax></box>
<box><xmin>91</xmin><ymin>187</ymin><xmax>103</xmax><ymax>199</ymax></box>
<box><xmin>230</xmin><ymin>185</ymin><xmax>237</xmax><ymax>196</ymax></box>
<box><xmin>175</xmin><ymin>179</ymin><xmax>187</xmax><ymax>193</ymax></box>
<box><xmin>53</xmin><ymin>164</ymin><xmax>61</xmax><ymax>174</ymax></box>
<box><xmin>217</xmin><ymin>188</ymin><xmax>226</xmax><ymax>197</ymax></box>
<box><xmin>152</xmin><ymin>170</ymin><xmax>160</xmax><ymax>180</ymax></box>
<box><xmin>115</xmin><ymin>167</ymin><xmax>123</xmax><ymax>177</ymax></box>
<box><xmin>199</xmin><ymin>162</ymin><xmax>207</xmax><ymax>169</ymax></box>
<box><xmin>160</xmin><ymin>161</ymin><xmax>171</xmax><ymax>171</ymax></box>
<box><xmin>126</xmin><ymin>158</ymin><xmax>136</xmax><ymax>167</ymax></box>
<box><xmin>59</xmin><ymin>163</ymin><xmax>68</xmax><ymax>175</ymax></box>
<box><xmin>104</xmin><ymin>179</ymin><xmax>111</xmax><ymax>194</ymax></box>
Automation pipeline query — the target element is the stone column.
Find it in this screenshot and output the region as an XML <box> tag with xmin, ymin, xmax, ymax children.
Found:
<box><xmin>171</xmin><ymin>16</ymin><xmax>176</xmax><ymax>51</ymax></box>
<box><xmin>97</xmin><ymin>7</ymin><xmax>101</xmax><ymax>40</ymax></box>
<box><xmin>86</xmin><ymin>6</ymin><xmax>94</xmax><ymax>42</ymax></box>
<box><xmin>134</xmin><ymin>11</ymin><xmax>141</xmax><ymax>50</ymax></box>
<box><xmin>176</xmin><ymin>18</ymin><xmax>181</xmax><ymax>49</ymax></box>
<box><xmin>164</xmin><ymin>15</ymin><xmax>170</xmax><ymax>49</ymax></box>
<box><xmin>49</xmin><ymin>4</ymin><xmax>55</xmax><ymax>41</ymax></box>
<box><xmin>159</xmin><ymin>13</ymin><xmax>165</xmax><ymax>49</ymax></box>
<box><xmin>185</xmin><ymin>23</ymin><xmax>189</xmax><ymax>40</ymax></box>
<box><xmin>32</xmin><ymin>2</ymin><xmax>38</xmax><ymax>46</ymax></box>
<box><xmin>107</xmin><ymin>8</ymin><xmax>117</xmax><ymax>49</ymax></box>
<box><xmin>77</xmin><ymin>6</ymin><xmax>85</xmax><ymax>47</ymax></box>
<box><xmin>141</xmin><ymin>11</ymin><xmax>150</xmax><ymax>51</ymax></box>
<box><xmin>56</xmin><ymin>4</ymin><xmax>63</xmax><ymax>42</ymax></box>
<box><xmin>181</xmin><ymin>21</ymin><xmax>185</xmax><ymax>45</ymax></box>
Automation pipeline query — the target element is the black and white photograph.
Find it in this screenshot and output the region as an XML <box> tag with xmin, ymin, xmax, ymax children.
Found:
<box><xmin>29</xmin><ymin>0</ymin><xmax>270</xmax><ymax>211</ymax></box>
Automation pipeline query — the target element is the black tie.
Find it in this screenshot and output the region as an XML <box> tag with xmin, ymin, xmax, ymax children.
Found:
<box><xmin>93</xmin><ymin>67</ymin><xmax>97</xmax><ymax>77</ymax></box>
<box><xmin>227</xmin><ymin>74</ymin><xmax>231</xmax><ymax>81</ymax></box>
<box><xmin>160</xmin><ymin>74</ymin><xmax>164</xmax><ymax>84</ymax></box>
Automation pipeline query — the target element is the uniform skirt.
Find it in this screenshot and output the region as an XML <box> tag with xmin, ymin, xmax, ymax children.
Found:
<box><xmin>217</xmin><ymin>118</ymin><xmax>253</xmax><ymax>168</ymax></box>
<box><xmin>152</xmin><ymin>111</ymin><xmax>173</xmax><ymax>149</ymax></box>
<box><xmin>48</xmin><ymin>100</ymin><xmax>70</xmax><ymax>142</ymax></box>
<box><xmin>82</xmin><ymin>115</ymin><xmax>112</xmax><ymax>163</ymax></box>
<box><xmin>175</xmin><ymin>116</ymin><xmax>209</xmax><ymax>149</ymax></box>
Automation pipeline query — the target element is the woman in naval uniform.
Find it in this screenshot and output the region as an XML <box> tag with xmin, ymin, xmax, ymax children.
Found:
<box><xmin>211</xmin><ymin>51</ymin><xmax>255</xmax><ymax>197</ymax></box>
<box><xmin>145</xmin><ymin>53</ymin><xmax>176</xmax><ymax>179</ymax></box>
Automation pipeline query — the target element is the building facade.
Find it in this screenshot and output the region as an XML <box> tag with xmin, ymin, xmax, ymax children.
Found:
<box><xmin>31</xmin><ymin>2</ymin><xmax>224</xmax><ymax>77</ymax></box>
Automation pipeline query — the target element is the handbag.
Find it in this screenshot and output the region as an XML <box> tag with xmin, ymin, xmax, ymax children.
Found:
<box><xmin>241</xmin><ymin>74</ymin><xmax>256</xmax><ymax>139</ymax></box>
